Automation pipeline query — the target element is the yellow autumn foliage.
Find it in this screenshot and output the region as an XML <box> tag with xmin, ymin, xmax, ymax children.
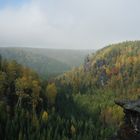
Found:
<box><xmin>42</xmin><ymin>111</ymin><xmax>48</xmax><ymax>122</ymax></box>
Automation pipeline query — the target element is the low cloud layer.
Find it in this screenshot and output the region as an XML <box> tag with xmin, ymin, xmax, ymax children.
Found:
<box><xmin>0</xmin><ymin>0</ymin><xmax>140</xmax><ymax>49</ymax></box>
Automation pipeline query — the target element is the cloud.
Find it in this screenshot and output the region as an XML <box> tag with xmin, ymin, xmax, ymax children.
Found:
<box><xmin>0</xmin><ymin>1</ymin><xmax>48</xmax><ymax>46</ymax></box>
<box><xmin>0</xmin><ymin>0</ymin><xmax>140</xmax><ymax>49</ymax></box>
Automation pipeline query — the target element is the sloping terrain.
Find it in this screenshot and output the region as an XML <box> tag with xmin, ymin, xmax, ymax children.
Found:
<box><xmin>54</xmin><ymin>41</ymin><xmax>140</xmax><ymax>139</ymax></box>
<box><xmin>57</xmin><ymin>41</ymin><xmax>140</xmax><ymax>96</ymax></box>
<box><xmin>0</xmin><ymin>41</ymin><xmax>140</xmax><ymax>140</ymax></box>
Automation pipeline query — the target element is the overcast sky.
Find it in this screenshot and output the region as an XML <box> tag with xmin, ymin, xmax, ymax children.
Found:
<box><xmin>0</xmin><ymin>0</ymin><xmax>140</xmax><ymax>50</ymax></box>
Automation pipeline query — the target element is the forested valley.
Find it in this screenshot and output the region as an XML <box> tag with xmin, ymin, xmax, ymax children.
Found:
<box><xmin>0</xmin><ymin>41</ymin><xmax>140</xmax><ymax>140</ymax></box>
<box><xmin>0</xmin><ymin>48</ymin><xmax>90</xmax><ymax>79</ymax></box>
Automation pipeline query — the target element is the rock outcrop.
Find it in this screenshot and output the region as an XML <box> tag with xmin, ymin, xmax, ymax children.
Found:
<box><xmin>113</xmin><ymin>99</ymin><xmax>140</xmax><ymax>140</ymax></box>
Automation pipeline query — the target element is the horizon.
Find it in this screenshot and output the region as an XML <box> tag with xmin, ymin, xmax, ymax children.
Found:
<box><xmin>0</xmin><ymin>45</ymin><xmax>94</xmax><ymax>51</ymax></box>
<box><xmin>0</xmin><ymin>40</ymin><xmax>139</xmax><ymax>51</ymax></box>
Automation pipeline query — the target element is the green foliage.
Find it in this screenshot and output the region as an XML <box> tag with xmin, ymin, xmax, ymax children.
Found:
<box><xmin>57</xmin><ymin>41</ymin><xmax>140</xmax><ymax>96</ymax></box>
<box><xmin>0</xmin><ymin>41</ymin><xmax>140</xmax><ymax>140</ymax></box>
<box><xmin>55</xmin><ymin>41</ymin><xmax>140</xmax><ymax>139</ymax></box>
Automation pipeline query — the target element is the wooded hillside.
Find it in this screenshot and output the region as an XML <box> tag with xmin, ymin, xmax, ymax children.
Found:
<box><xmin>0</xmin><ymin>41</ymin><xmax>140</xmax><ymax>140</ymax></box>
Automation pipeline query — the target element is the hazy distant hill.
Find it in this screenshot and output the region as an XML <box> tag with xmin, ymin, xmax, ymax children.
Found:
<box><xmin>0</xmin><ymin>47</ymin><xmax>91</xmax><ymax>78</ymax></box>
<box><xmin>29</xmin><ymin>48</ymin><xmax>92</xmax><ymax>67</ymax></box>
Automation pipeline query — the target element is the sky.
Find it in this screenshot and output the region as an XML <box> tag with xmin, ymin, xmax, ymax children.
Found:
<box><xmin>0</xmin><ymin>0</ymin><xmax>140</xmax><ymax>50</ymax></box>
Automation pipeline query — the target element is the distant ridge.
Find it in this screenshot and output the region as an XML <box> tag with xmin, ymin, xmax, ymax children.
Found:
<box><xmin>0</xmin><ymin>47</ymin><xmax>91</xmax><ymax>78</ymax></box>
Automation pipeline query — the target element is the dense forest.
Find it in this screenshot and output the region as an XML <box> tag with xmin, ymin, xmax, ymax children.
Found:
<box><xmin>0</xmin><ymin>41</ymin><xmax>140</xmax><ymax>140</ymax></box>
<box><xmin>57</xmin><ymin>41</ymin><xmax>140</xmax><ymax>95</ymax></box>
<box><xmin>0</xmin><ymin>48</ymin><xmax>91</xmax><ymax>78</ymax></box>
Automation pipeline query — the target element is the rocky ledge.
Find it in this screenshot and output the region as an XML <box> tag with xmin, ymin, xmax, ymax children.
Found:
<box><xmin>112</xmin><ymin>99</ymin><xmax>140</xmax><ymax>140</ymax></box>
